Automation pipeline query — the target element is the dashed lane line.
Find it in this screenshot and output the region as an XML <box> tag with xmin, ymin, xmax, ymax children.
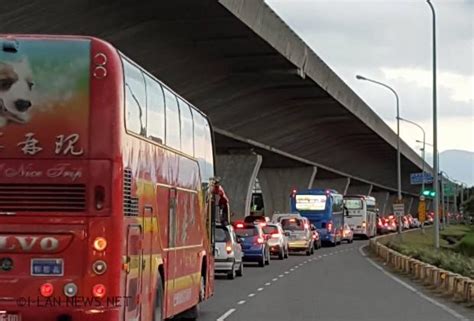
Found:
<box><xmin>217</xmin><ymin>308</ymin><xmax>236</xmax><ymax>321</ymax></box>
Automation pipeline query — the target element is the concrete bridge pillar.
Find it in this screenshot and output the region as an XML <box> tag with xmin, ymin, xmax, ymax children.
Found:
<box><xmin>372</xmin><ymin>192</ymin><xmax>390</xmax><ymax>215</ymax></box>
<box><xmin>258</xmin><ymin>166</ymin><xmax>317</xmax><ymax>216</ymax></box>
<box><xmin>312</xmin><ymin>177</ymin><xmax>351</xmax><ymax>195</ymax></box>
<box><xmin>215</xmin><ymin>154</ymin><xmax>262</xmax><ymax>220</ymax></box>
<box><xmin>346</xmin><ymin>182</ymin><xmax>373</xmax><ymax>196</ymax></box>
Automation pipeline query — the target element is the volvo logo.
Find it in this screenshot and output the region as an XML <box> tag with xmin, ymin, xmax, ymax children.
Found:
<box><xmin>0</xmin><ymin>257</ymin><xmax>13</xmax><ymax>271</ymax></box>
<box><xmin>0</xmin><ymin>235</ymin><xmax>60</xmax><ymax>252</ymax></box>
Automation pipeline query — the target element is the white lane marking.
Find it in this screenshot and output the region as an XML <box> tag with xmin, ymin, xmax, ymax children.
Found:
<box><xmin>265</xmin><ymin>282</ymin><xmax>271</xmax><ymax>286</ymax></box>
<box><xmin>217</xmin><ymin>308</ymin><xmax>236</xmax><ymax>321</ymax></box>
<box><xmin>285</xmin><ymin>271</ymin><xmax>289</xmax><ymax>274</ymax></box>
<box><xmin>237</xmin><ymin>300</ymin><xmax>246</xmax><ymax>305</ymax></box>
<box><xmin>290</xmin><ymin>268</ymin><xmax>295</xmax><ymax>271</ymax></box>
<box><xmin>323</xmin><ymin>254</ymin><xmax>327</xmax><ymax>257</ymax></box>
<box><xmin>257</xmin><ymin>287</ymin><xmax>264</xmax><ymax>291</ymax></box>
<box><xmin>272</xmin><ymin>278</ymin><xmax>278</xmax><ymax>281</ymax></box>
<box><xmin>318</xmin><ymin>255</ymin><xmax>322</xmax><ymax>258</ymax></box>
<box><xmin>279</xmin><ymin>274</ymin><xmax>284</xmax><ymax>278</ymax></box>
<box><xmin>358</xmin><ymin>245</ymin><xmax>470</xmax><ymax>321</ymax></box>
<box><xmin>248</xmin><ymin>293</ymin><xmax>256</xmax><ymax>297</ymax></box>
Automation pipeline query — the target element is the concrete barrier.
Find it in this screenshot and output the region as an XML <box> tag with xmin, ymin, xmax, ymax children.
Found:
<box><xmin>368</xmin><ymin>230</ymin><xmax>474</xmax><ymax>304</ymax></box>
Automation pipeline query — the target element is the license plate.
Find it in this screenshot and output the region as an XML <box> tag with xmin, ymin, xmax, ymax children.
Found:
<box><xmin>31</xmin><ymin>258</ymin><xmax>64</xmax><ymax>276</ymax></box>
<box><xmin>0</xmin><ymin>314</ymin><xmax>21</xmax><ymax>321</ymax></box>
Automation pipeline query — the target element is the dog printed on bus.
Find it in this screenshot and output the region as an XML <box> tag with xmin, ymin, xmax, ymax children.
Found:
<box><xmin>0</xmin><ymin>59</ymin><xmax>35</xmax><ymax>127</ymax></box>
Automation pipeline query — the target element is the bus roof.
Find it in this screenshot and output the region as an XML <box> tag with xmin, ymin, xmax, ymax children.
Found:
<box><xmin>295</xmin><ymin>188</ymin><xmax>340</xmax><ymax>195</ymax></box>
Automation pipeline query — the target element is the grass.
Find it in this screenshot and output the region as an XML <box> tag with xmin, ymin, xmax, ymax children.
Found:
<box><xmin>383</xmin><ymin>225</ymin><xmax>474</xmax><ymax>278</ymax></box>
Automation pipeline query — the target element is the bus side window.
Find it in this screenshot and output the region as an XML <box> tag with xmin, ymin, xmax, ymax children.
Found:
<box><xmin>192</xmin><ymin>109</ymin><xmax>206</xmax><ymax>182</ymax></box>
<box><xmin>178</xmin><ymin>98</ymin><xmax>194</xmax><ymax>156</ymax></box>
<box><xmin>123</xmin><ymin>59</ymin><xmax>147</xmax><ymax>136</ymax></box>
<box><xmin>144</xmin><ymin>76</ymin><xmax>165</xmax><ymax>144</ymax></box>
<box><xmin>163</xmin><ymin>87</ymin><xmax>181</xmax><ymax>151</ymax></box>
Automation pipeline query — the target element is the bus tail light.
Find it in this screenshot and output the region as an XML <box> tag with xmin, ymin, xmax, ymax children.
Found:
<box><xmin>64</xmin><ymin>283</ymin><xmax>78</xmax><ymax>297</ymax></box>
<box><xmin>95</xmin><ymin>186</ymin><xmax>105</xmax><ymax>210</ymax></box>
<box><xmin>92</xmin><ymin>260</ymin><xmax>107</xmax><ymax>275</ymax></box>
<box><xmin>362</xmin><ymin>221</ymin><xmax>366</xmax><ymax>228</ymax></box>
<box><xmin>40</xmin><ymin>283</ymin><xmax>54</xmax><ymax>297</ymax></box>
<box><xmin>256</xmin><ymin>238</ymin><xmax>265</xmax><ymax>244</ymax></box>
<box><xmin>92</xmin><ymin>284</ymin><xmax>106</xmax><ymax>298</ymax></box>
<box><xmin>93</xmin><ymin>237</ymin><xmax>107</xmax><ymax>251</ymax></box>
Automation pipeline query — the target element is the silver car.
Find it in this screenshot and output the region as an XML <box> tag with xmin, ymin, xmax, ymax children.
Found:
<box><xmin>214</xmin><ymin>224</ymin><xmax>244</xmax><ymax>279</ymax></box>
<box><xmin>262</xmin><ymin>223</ymin><xmax>289</xmax><ymax>259</ymax></box>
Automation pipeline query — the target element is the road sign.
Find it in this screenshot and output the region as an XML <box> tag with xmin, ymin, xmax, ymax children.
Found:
<box><xmin>443</xmin><ymin>182</ymin><xmax>455</xmax><ymax>197</ymax></box>
<box><xmin>410</xmin><ymin>172</ymin><xmax>433</xmax><ymax>185</ymax></box>
<box><xmin>393</xmin><ymin>203</ymin><xmax>405</xmax><ymax>217</ymax></box>
<box><xmin>418</xmin><ymin>200</ymin><xmax>426</xmax><ymax>223</ymax></box>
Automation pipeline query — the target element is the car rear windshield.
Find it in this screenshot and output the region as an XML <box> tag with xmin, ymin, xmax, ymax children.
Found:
<box><xmin>262</xmin><ymin>225</ymin><xmax>278</xmax><ymax>234</ymax></box>
<box><xmin>281</xmin><ymin>219</ymin><xmax>304</xmax><ymax>231</ymax></box>
<box><xmin>235</xmin><ymin>228</ymin><xmax>258</xmax><ymax>237</ymax></box>
<box><xmin>215</xmin><ymin>227</ymin><xmax>230</xmax><ymax>242</ymax></box>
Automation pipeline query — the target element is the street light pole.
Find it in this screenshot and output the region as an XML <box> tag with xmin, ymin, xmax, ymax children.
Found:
<box><xmin>400</xmin><ymin>118</ymin><xmax>426</xmax><ymax>193</ymax></box>
<box><xmin>426</xmin><ymin>0</ymin><xmax>439</xmax><ymax>249</ymax></box>
<box><xmin>356</xmin><ymin>75</ymin><xmax>402</xmax><ymax>235</ymax></box>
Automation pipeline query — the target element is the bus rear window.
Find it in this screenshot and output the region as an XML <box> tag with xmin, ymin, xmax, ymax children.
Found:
<box><xmin>344</xmin><ymin>199</ymin><xmax>363</xmax><ymax>209</ymax></box>
<box><xmin>295</xmin><ymin>195</ymin><xmax>327</xmax><ymax>211</ymax></box>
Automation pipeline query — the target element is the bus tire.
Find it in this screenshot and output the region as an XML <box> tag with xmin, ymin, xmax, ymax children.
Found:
<box><xmin>153</xmin><ymin>274</ymin><xmax>164</xmax><ymax>321</ymax></box>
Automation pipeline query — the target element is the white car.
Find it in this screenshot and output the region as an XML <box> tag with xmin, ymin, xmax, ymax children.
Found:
<box><xmin>214</xmin><ymin>224</ymin><xmax>244</xmax><ymax>279</ymax></box>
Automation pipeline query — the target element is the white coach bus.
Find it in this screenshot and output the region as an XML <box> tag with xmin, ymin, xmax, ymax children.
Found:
<box><xmin>343</xmin><ymin>195</ymin><xmax>377</xmax><ymax>239</ymax></box>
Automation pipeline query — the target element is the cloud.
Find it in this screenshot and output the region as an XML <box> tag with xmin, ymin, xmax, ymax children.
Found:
<box><xmin>266</xmin><ymin>0</ymin><xmax>474</xmax><ymax>152</ymax></box>
<box><xmin>381</xmin><ymin>67</ymin><xmax>473</xmax><ymax>104</ymax></box>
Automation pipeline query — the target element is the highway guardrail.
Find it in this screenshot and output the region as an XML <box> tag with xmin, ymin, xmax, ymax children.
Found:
<box><xmin>369</xmin><ymin>230</ymin><xmax>474</xmax><ymax>306</ymax></box>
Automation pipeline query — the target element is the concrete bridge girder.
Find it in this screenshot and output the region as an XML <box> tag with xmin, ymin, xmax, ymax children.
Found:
<box><xmin>215</xmin><ymin>154</ymin><xmax>262</xmax><ymax>220</ymax></box>
<box><xmin>258</xmin><ymin>166</ymin><xmax>317</xmax><ymax>215</ymax></box>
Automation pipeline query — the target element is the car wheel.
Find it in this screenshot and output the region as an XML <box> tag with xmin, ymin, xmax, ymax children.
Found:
<box><xmin>236</xmin><ymin>262</ymin><xmax>243</xmax><ymax>277</ymax></box>
<box><xmin>278</xmin><ymin>248</ymin><xmax>284</xmax><ymax>260</ymax></box>
<box><xmin>258</xmin><ymin>252</ymin><xmax>265</xmax><ymax>267</ymax></box>
<box><xmin>311</xmin><ymin>245</ymin><xmax>314</xmax><ymax>254</ymax></box>
<box><xmin>285</xmin><ymin>246</ymin><xmax>289</xmax><ymax>258</ymax></box>
<box><xmin>306</xmin><ymin>247</ymin><xmax>311</xmax><ymax>256</ymax></box>
<box><xmin>227</xmin><ymin>262</ymin><xmax>236</xmax><ymax>280</ymax></box>
<box><xmin>265</xmin><ymin>250</ymin><xmax>270</xmax><ymax>265</ymax></box>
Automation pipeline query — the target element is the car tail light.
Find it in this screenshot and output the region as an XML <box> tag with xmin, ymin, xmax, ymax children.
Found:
<box><xmin>236</xmin><ymin>223</ymin><xmax>244</xmax><ymax>228</ymax></box>
<box><xmin>40</xmin><ymin>283</ymin><xmax>54</xmax><ymax>297</ymax></box>
<box><xmin>384</xmin><ymin>223</ymin><xmax>388</xmax><ymax>227</ymax></box>
<box><xmin>259</xmin><ymin>222</ymin><xmax>267</xmax><ymax>227</ymax></box>
<box><xmin>256</xmin><ymin>238</ymin><xmax>264</xmax><ymax>244</ymax></box>
<box><xmin>304</xmin><ymin>223</ymin><xmax>309</xmax><ymax>229</ymax></box>
<box><xmin>92</xmin><ymin>284</ymin><xmax>106</xmax><ymax>298</ymax></box>
<box><xmin>93</xmin><ymin>237</ymin><xmax>107</xmax><ymax>251</ymax></box>
<box><xmin>312</xmin><ymin>233</ymin><xmax>317</xmax><ymax>239</ymax></box>
<box><xmin>289</xmin><ymin>218</ymin><xmax>296</xmax><ymax>222</ymax></box>
<box><xmin>225</xmin><ymin>242</ymin><xmax>233</xmax><ymax>254</ymax></box>
<box><xmin>327</xmin><ymin>222</ymin><xmax>333</xmax><ymax>232</ymax></box>
<box><xmin>271</xmin><ymin>233</ymin><xmax>281</xmax><ymax>238</ymax></box>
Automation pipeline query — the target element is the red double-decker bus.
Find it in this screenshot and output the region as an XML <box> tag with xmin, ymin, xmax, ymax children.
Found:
<box><xmin>0</xmin><ymin>35</ymin><xmax>217</xmax><ymax>321</ymax></box>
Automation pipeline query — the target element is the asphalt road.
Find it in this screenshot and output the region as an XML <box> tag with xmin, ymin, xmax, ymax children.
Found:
<box><xmin>198</xmin><ymin>241</ymin><xmax>474</xmax><ymax>321</ymax></box>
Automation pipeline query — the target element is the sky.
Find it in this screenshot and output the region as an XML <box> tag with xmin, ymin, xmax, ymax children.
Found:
<box><xmin>265</xmin><ymin>0</ymin><xmax>474</xmax><ymax>160</ymax></box>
